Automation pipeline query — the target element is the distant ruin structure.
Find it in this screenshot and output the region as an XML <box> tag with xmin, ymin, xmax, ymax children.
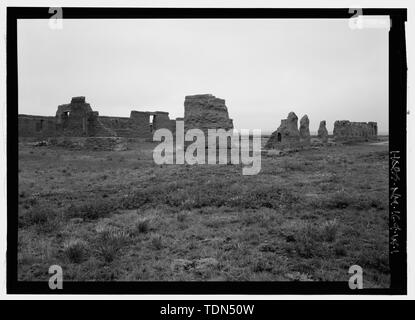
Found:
<box><xmin>265</xmin><ymin>112</ymin><xmax>307</xmax><ymax>149</ymax></box>
<box><xmin>55</xmin><ymin>96</ymin><xmax>115</xmax><ymax>137</ymax></box>
<box><xmin>333</xmin><ymin>120</ymin><xmax>377</xmax><ymax>142</ymax></box>
<box><xmin>18</xmin><ymin>96</ymin><xmax>176</xmax><ymax>139</ymax></box>
<box><xmin>19</xmin><ymin>95</ymin><xmax>235</xmax><ymax>140</ymax></box>
<box><xmin>299</xmin><ymin>115</ymin><xmax>311</xmax><ymax>145</ymax></box>
<box><xmin>183</xmin><ymin>94</ymin><xmax>233</xmax><ymax>134</ymax></box>
<box><xmin>318</xmin><ymin>120</ymin><xmax>329</xmax><ymax>143</ymax></box>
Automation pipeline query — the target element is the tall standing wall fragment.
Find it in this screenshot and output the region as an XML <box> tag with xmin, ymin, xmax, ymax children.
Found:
<box><xmin>299</xmin><ymin>115</ymin><xmax>311</xmax><ymax>145</ymax></box>
<box><xmin>184</xmin><ymin>94</ymin><xmax>233</xmax><ymax>134</ymax></box>
<box><xmin>54</xmin><ymin>96</ymin><xmax>115</xmax><ymax>137</ymax></box>
<box><xmin>265</xmin><ymin>112</ymin><xmax>301</xmax><ymax>149</ymax></box>
<box><xmin>130</xmin><ymin>111</ymin><xmax>152</xmax><ymax>138</ymax></box>
<box><xmin>153</xmin><ymin>111</ymin><xmax>176</xmax><ymax>132</ymax></box>
<box><xmin>318</xmin><ymin>120</ymin><xmax>328</xmax><ymax>143</ymax></box>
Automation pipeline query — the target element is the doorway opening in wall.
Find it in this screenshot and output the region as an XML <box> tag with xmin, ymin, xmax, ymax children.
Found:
<box><xmin>36</xmin><ymin>119</ymin><xmax>44</xmax><ymax>132</ymax></box>
<box><xmin>277</xmin><ymin>132</ymin><xmax>281</xmax><ymax>142</ymax></box>
<box><xmin>149</xmin><ymin>114</ymin><xmax>155</xmax><ymax>132</ymax></box>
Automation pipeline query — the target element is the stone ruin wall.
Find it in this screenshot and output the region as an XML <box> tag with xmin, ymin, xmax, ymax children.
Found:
<box><xmin>299</xmin><ymin>115</ymin><xmax>311</xmax><ymax>145</ymax></box>
<box><xmin>128</xmin><ymin>111</ymin><xmax>153</xmax><ymax>138</ymax></box>
<box><xmin>317</xmin><ymin>120</ymin><xmax>329</xmax><ymax>143</ymax></box>
<box><xmin>265</xmin><ymin>112</ymin><xmax>308</xmax><ymax>149</ymax></box>
<box><xmin>19</xmin><ymin>94</ymin><xmax>233</xmax><ymax>141</ymax></box>
<box><xmin>184</xmin><ymin>94</ymin><xmax>233</xmax><ymax>134</ymax></box>
<box><xmin>333</xmin><ymin>120</ymin><xmax>378</xmax><ymax>142</ymax></box>
<box><xmin>18</xmin><ymin>115</ymin><xmax>57</xmax><ymax>139</ymax></box>
<box><xmin>19</xmin><ymin>96</ymin><xmax>176</xmax><ymax>140</ymax></box>
<box><xmin>152</xmin><ymin>111</ymin><xmax>176</xmax><ymax>132</ymax></box>
<box><xmin>20</xmin><ymin>95</ymin><xmax>377</xmax><ymax>147</ymax></box>
<box><xmin>55</xmin><ymin>97</ymin><xmax>95</xmax><ymax>136</ymax></box>
<box><xmin>266</xmin><ymin>113</ymin><xmax>377</xmax><ymax>149</ymax></box>
<box><xmin>182</xmin><ymin>94</ymin><xmax>234</xmax><ymax>150</ymax></box>
<box><xmin>98</xmin><ymin>116</ymin><xmax>132</xmax><ymax>137</ymax></box>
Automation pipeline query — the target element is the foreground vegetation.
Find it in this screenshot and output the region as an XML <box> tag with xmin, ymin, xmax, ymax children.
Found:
<box><xmin>18</xmin><ymin>138</ymin><xmax>389</xmax><ymax>287</ymax></box>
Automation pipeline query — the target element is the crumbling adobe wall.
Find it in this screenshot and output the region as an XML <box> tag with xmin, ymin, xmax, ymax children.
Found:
<box><xmin>129</xmin><ymin>111</ymin><xmax>152</xmax><ymax>138</ymax></box>
<box><xmin>55</xmin><ymin>96</ymin><xmax>93</xmax><ymax>136</ymax></box>
<box><xmin>100</xmin><ymin>111</ymin><xmax>175</xmax><ymax>138</ymax></box>
<box><xmin>153</xmin><ymin>111</ymin><xmax>175</xmax><ymax>132</ymax></box>
<box><xmin>184</xmin><ymin>94</ymin><xmax>233</xmax><ymax>134</ymax></box>
<box><xmin>333</xmin><ymin>120</ymin><xmax>377</xmax><ymax>142</ymax></box>
<box><xmin>54</xmin><ymin>96</ymin><xmax>115</xmax><ymax>137</ymax></box>
<box><xmin>87</xmin><ymin>112</ymin><xmax>116</xmax><ymax>137</ymax></box>
<box><xmin>317</xmin><ymin>120</ymin><xmax>329</xmax><ymax>143</ymax></box>
<box><xmin>18</xmin><ymin>115</ymin><xmax>57</xmax><ymax>139</ymax></box>
<box><xmin>299</xmin><ymin>115</ymin><xmax>310</xmax><ymax>145</ymax></box>
<box><xmin>98</xmin><ymin>116</ymin><xmax>135</xmax><ymax>137</ymax></box>
<box><xmin>265</xmin><ymin>112</ymin><xmax>301</xmax><ymax>149</ymax></box>
<box><xmin>20</xmin><ymin>96</ymin><xmax>176</xmax><ymax>139</ymax></box>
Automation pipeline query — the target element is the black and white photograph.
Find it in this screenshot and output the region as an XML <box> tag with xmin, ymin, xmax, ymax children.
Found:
<box><xmin>4</xmin><ymin>4</ymin><xmax>409</xmax><ymax>297</ymax></box>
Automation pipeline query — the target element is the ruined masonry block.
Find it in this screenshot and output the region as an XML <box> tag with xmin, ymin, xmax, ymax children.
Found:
<box><xmin>333</xmin><ymin>120</ymin><xmax>377</xmax><ymax>142</ymax></box>
<box><xmin>318</xmin><ymin>120</ymin><xmax>328</xmax><ymax>143</ymax></box>
<box><xmin>299</xmin><ymin>115</ymin><xmax>311</xmax><ymax>145</ymax></box>
<box><xmin>184</xmin><ymin>94</ymin><xmax>233</xmax><ymax>134</ymax></box>
<box><xmin>265</xmin><ymin>111</ymin><xmax>300</xmax><ymax>149</ymax></box>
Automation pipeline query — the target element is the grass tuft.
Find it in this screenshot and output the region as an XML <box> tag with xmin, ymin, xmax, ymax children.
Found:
<box><xmin>94</xmin><ymin>227</ymin><xmax>130</xmax><ymax>263</ymax></box>
<box><xmin>64</xmin><ymin>239</ymin><xmax>88</xmax><ymax>263</ymax></box>
<box><xmin>321</xmin><ymin>219</ymin><xmax>339</xmax><ymax>242</ymax></box>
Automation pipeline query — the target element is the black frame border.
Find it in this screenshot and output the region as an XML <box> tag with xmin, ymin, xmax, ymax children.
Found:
<box><xmin>7</xmin><ymin>7</ymin><xmax>407</xmax><ymax>295</ymax></box>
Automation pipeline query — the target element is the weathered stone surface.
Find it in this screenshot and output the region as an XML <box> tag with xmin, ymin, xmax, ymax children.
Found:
<box><xmin>53</xmin><ymin>96</ymin><xmax>116</xmax><ymax>137</ymax></box>
<box><xmin>70</xmin><ymin>96</ymin><xmax>86</xmax><ymax>104</ymax></box>
<box><xmin>56</xmin><ymin>96</ymin><xmax>93</xmax><ymax>136</ymax></box>
<box><xmin>98</xmin><ymin>111</ymin><xmax>176</xmax><ymax>138</ymax></box>
<box><xmin>98</xmin><ymin>116</ymin><xmax>133</xmax><ymax>137</ymax></box>
<box><xmin>152</xmin><ymin>111</ymin><xmax>171</xmax><ymax>131</ymax></box>
<box><xmin>265</xmin><ymin>112</ymin><xmax>300</xmax><ymax>149</ymax></box>
<box><xmin>87</xmin><ymin>112</ymin><xmax>117</xmax><ymax>137</ymax></box>
<box><xmin>317</xmin><ymin>120</ymin><xmax>328</xmax><ymax>143</ymax></box>
<box><xmin>333</xmin><ymin>120</ymin><xmax>377</xmax><ymax>142</ymax></box>
<box><xmin>18</xmin><ymin>115</ymin><xmax>56</xmax><ymax>138</ymax></box>
<box><xmin>129</xmin><ymin>111</ymin><xmax>152</xmax><ymax>138</ymax></box>
<box><xmin>184</xmin><ymin>94</ymin><xmax>233</xmax><ymax>134</ymax></box>
<box><xmin>299</xmin><ymin>115</ymin><xmax>310</xmax><ymax>145</ymax></box>
<box><xmin>285</xmin><ymin>112</ymin><xmax>300</xmax><ymax>135</ymax></box>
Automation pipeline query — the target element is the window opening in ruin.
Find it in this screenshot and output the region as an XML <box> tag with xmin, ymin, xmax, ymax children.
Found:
<box><xmin>149</xmin><ymin>115</ymin><xmax>155</xmax><ymax>132</ymax></box>
<box><xmin>277</xmin><ymin>132</ymin><xmax>282</xmax><ymax>142</ymax></box>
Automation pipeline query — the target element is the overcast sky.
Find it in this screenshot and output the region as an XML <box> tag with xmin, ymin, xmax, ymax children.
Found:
<box><xmin>18</xmin><ymin>18</ymin><xmax>389</xmax><ymax>133</ymax></box>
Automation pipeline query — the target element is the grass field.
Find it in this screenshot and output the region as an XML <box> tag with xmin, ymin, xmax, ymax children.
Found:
<box><xmin>17</xmin><ymin>138</ymin><xmax>390</xmax><ymax>287</ymax></box>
